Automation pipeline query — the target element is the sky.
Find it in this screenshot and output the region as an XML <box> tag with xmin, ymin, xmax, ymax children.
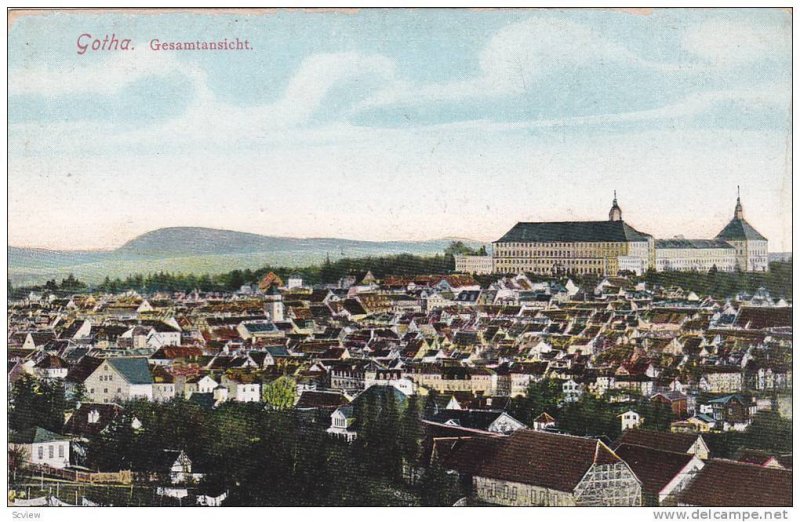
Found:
<box><xmin>8</xmin><ymin>8</ymin><xmax>792</xmax><ymax>251</ymax></box>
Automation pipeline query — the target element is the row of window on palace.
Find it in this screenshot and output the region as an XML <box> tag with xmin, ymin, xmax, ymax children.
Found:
<box><xmin>497</xmin><ymin>250</ymin><xmax>618</xmax><ymax>258</ymax></box>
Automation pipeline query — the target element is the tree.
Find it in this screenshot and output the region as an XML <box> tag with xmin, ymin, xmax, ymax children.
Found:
<box><xmin>262</xmin><ymin>376</ymin><xmax>297</xmax><ymax>411</ymax></box>
<box><xmin>320</xmin><ymin>254</ymin><xmax>337</xmax><ymax>284</ymax></box>
<box><xmin>444</xmin><ymin>241</ymin><xmax>479</xmax><ymax>256</ymax></box>
<box><xmin>416</xmin><ymin>464</ymin><xmax>465</xmax><ymax>506</ymax></box>
<box><xmin>71</xmin><ymin>381</ymin><xmax>88</xmax><ymax>408</ymax></box>
<box><xmin>509</xmin><ymin>379</ymin><xmax>563</xmax><ymax>426</ymax></box>
<box><xmin>60</xmin><ymin>273</ymin><xmax>86</xmax><ymax>291</ymax></box>
<box><xmin>8</xmin><ymin>446</ymin><xmax>30</xmax><ymax>483</ymax></box>
<box><xmin>10</xmin><ymin>376</ymin><xmax>66</xmax><ymax>433</ymax></box>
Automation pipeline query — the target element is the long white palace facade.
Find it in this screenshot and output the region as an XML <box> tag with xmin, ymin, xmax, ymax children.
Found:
<box><xmin>459</xmin><ymin>191</ymin><xmax>768</xmax><ymax>276</ymax></box>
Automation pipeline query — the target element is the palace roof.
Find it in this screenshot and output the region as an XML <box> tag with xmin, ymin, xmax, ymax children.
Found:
<box><xmin>715</xmin><ymin>218</ymin><xmax>767</xmax><ymax>241</ymax></box>
<box><xmin>496</xmin><ymin>220</ymin><xmax>651</xmax><ymax>244</ymax></box>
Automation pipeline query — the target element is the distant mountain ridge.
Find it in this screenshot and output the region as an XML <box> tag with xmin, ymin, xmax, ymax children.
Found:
<box><xmin>9</xmin><ymin>227</ymin><xmax>484</xmax><ymax>286</ymax></box>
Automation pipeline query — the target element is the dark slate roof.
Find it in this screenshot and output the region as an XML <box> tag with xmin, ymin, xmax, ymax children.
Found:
<box><xmin>188</xmin><ymin>392</ymin><xmax>216</xmax><ymax>409</ymax></box>
<box><xmin>439</xmin><ymin>429</ymin><xmax>623</xmax><ymax>492</ymax></box>
<box><xmin>428</xmin><ymin>409</ymin><xmax>518</xmax><ymax>431</ymax></box>
<box><xmin>715</xmin><ymin>218</ymin><xmax>767</xmax><ymax>241</ymax></box>
<box><xmin>108</xmin><ymin>357</ymin><xmax>153</xmax><ymax>385</ymax></box>
<box><xmin>295</xmin><ymin>390</ymin><xmax>350</xmax><ymax>410</ymax></box>
<box><xmin>655</xmin><ymin>239</ymin><xmax>735</xmax><ymax>250</ymax></box>
<box><xmin>10</xmin><ymin>426</ymin><xmax>70</xmax><ymax>444</ymax></box>
<box><xmin>615</xmin><ymin>444</ymin><xmax>697</xmax><ymax>495</ymax></box>
<box><xmin>241</xmin><ymin>321</ymin><xmax>279</xmax><ymax>333</ymax></box>
<box><xmin>734</xmin><ymin>307</ymin><xmax>792</xmax><ymax>329</ymax></box>
<box><xmin>496</xmin><ymin>220</ymin><xmax>651</xmax><ymax>243</ymax></box>
<box><xmin>63</xmin><ymin>403</ymin><xmax>123</xmax><ymax>437</ymax></box>
<box><xmin>66</xmin><ymin>356</ymin><xmax>104</xmax><ymax>383</ymax></box>
<box><xmin>678</xmin><ymin>459</ymin><xmax>791</xmax><ymax>507</ymax></box>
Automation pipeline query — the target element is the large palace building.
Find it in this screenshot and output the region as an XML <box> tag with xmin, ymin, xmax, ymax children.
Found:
<box><xmin>492</xmin><ymin>193</ymin><xmax>654</xmax><ymax>276</ymax></box>
<box><xmin>484</xmin><ymin>191</ymin><xmax>768</xmax><ymax>276</ymax></box>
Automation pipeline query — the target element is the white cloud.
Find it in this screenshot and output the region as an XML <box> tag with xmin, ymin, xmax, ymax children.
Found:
<box><xmin>433</xmin><ymin>84</ymin><xmax>791</xmax><ymax>133</ymax></box>
<box><xmin>682</xmin><ymin>16</ymin><xmax>791</xmax><ymax>67</ymax></box>
<box><xmin>8</xmin><ymin>51</ymin><xmax>398</xmax><ymax>153</ymax></box>
<box><xmin>9</xmin><ymin>51</ymin><xmax>211</xmax><ymax>99</ymax></box>
<box><xmin>354</xmin><ymin>16</ymin><xmax>678</xmax><ymax>112</ymax></box>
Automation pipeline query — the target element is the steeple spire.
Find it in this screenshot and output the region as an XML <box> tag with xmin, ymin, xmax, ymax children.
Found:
<box><xmin>609</xmin><ymin>190</ymin><xmax>622</xmax><ymax>222</ymax></box>
<box><xmin>734</xmin><ymin>186</ymin><xmax>744</xmax><ymax>220</ymax></box>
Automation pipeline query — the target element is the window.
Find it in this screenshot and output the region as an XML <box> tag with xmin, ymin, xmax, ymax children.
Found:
<box><xmin>58</xmin><ymin>445</ymin><xmax>64</xmax><ymax>458</ymax></box>
<box><xmin>38</xmin><ymin>446</ymin><xmax>44</xmax><ymax>459</ymax></box>
<box><xmin>49</xmin><ymin>445</ymin><xmax>54</xmax><ymax>459</ymax></box>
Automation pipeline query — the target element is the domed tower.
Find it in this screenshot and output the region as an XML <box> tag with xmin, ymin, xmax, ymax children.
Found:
<box><xmin>264</xmin><ymin>282</ymin><xmax>284</xmax><ymax>322</ymax></box>
<box><xmin>609</xmin><ymin>191</ymin><xmax>622</xmax><ymax>222</ymax></box>
<box><xmin>714</xmin><ymin>186</ymin><xmax>768</xmax><ymax>272</ymax></box>
<box><xmin>734</xmin><ymin>185</ymin><xmax>744</xmax><ymax>220</ymax></box>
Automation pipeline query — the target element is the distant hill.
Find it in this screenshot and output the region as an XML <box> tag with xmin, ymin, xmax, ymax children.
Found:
<box><xmin>9</xmin><ymin>227</ymin><xmax>483</xmax><ymax>286</ymax></box>
<box><xmin>769</xmin><ymin>252</ymin><xmax>793</xmax><ymax>263</ymax></box>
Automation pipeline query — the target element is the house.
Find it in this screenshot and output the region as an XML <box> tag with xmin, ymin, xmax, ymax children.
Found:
<box><xmin>615</xmin><ymin>444</ymin><xmax>705</xmax><ymax>506</ymax></box>
<box><xmin>699</xmin><ymin>394</ymin><xmax>755</xmax><ymax>431</ymax></box>
<box><xmin>221</xmin><ymin>373</ymin><xmax>261</xmax><ymax>403</ymax></box>
<box><xmin>59</xmin><ymin>320</ymin><xmax>92</xmax><ymax>341</ymax></box>
<box><xmin>286</xmin><ymin>274</ymin><xmax>303</xmax><ymax>289</ymax></box>
<box><xmin>84</xmin><ymin>357</ymin><xmax>154</xmax><ymax>403</ymax></box>
<box><xmin>34</xmin><ymin>355</ymin><xmax>69</xmax><ymax>380</ymax></box>
<box><xmin>9</xmin><ymin>427</ymin><xmax>71</xmax><ymax>469</ymax></box>
<box><xmin>161</xmin><ymin>450</ymin><xmax>204</xmax><ymax>485</ymax></box>
<box><xmin>619</xmin><ymin>410</ymin><xmax>643</xmax><ymax>431</ymax></box>
<box><xmin>236</xmin><ymin>320</ymin><xmax>282</xmax><ymax>341</ymax></box>
<box><xmin>22</xmin><ymin>331</ymin><xmax>57</xmax><ymax>351</ymax></box>
<box><xmin>650</xmin><ymin>391</ymin><xmax>688</xmax><ymax>418</ymax></box>
<box><xmin>148</xmin><ymin>346</ymin><xmax>203</xmax><ymax>367</ymax></box>
<box><xmin>436</xmin><ymin>429</ymin><xmax>642</xmax><ymax>506</ymax></box>
<box><xmin>328</xmin><ymin>404</ymin><xmax>357</xmax><ymax>442</ymax></box>
<box><xmin>671</xmin><ymin>414</ymin><xmax>716</xmax><ymax>434</ymax></box>
<box><xmin>562</xmin><ymin>378</ymin><xmax>583</xmax><ymax>403</ymax></box>
<box><xmin>141</xmin><ymin>321</ymin><xmax>183</xmax><ymax>349</ymax></box>
<box><xmin>699</xmin><ymin>367</ymin><xmax>743</xmax><ymax>394</ymax></box>
<box><xmin>615</xmin><ymin>429</ymin><xmax>709</xmax><ymax>460</ymax></box>
<box><xmin>180</xmin><ymin>374</ymin><xmax>218</xmax><ymax>398</ymax></box>
<box><xmin>151</xmin><ymin>366</ymin><xmax>176</xmax><ymax>402</ymax></box>
<box><xmin>678</xmin><ymin>459</ymin><xmax>791</xmax><ymax>507</ymax></box>
<box><xmin>532</xmin><ymin>412</ymin><xmax>556</xmax><ymax>431</ymax></box>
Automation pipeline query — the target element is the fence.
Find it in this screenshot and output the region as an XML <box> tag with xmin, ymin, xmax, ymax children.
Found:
<box><xmin>28</xmin><ymin>464</ymin><xmax>132</xmax><ymax>485</ymax></box>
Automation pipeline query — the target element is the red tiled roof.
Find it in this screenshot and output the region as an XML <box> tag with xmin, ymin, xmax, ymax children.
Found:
<box><xmin>439</xmin><ymin>429</ymin><xmax>623</xmax><ymax>492</ymax></box>
<box><xmin>678</xmin><ymin>459</ymin><xmax>791</xmax><ymax>507</ymax></box>
<box><xmin>615</xmin><ymin>444</ymin><xmax>697</xmax><ymax>495</ymax></box>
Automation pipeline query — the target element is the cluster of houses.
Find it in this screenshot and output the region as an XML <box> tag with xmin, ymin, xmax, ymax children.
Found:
<box><xmin>7</xmin><ymin>270</ymin><xmax>792</xmax><ymax>506</ymax></box>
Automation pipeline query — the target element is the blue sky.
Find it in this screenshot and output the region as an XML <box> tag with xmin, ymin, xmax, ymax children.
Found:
<box><xmin>8</xmin><ymin>8</ymin><xmax>792</xmax><ymax>251</ymax></box>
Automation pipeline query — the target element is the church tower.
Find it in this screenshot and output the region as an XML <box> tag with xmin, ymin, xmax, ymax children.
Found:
<box><xmin>609</xmin><ymin>191</ymin><xmax>622</xmax><ymax>222</ymax></box>
<box><xmin>714</xmin><ymin>187</ymin><xmax>769</xmax><ymax>272</ymax></box>
<box><xmin>264</xmin><ymin>282</ymin><xmax>284</xmax><ymax>322</ymax></box>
